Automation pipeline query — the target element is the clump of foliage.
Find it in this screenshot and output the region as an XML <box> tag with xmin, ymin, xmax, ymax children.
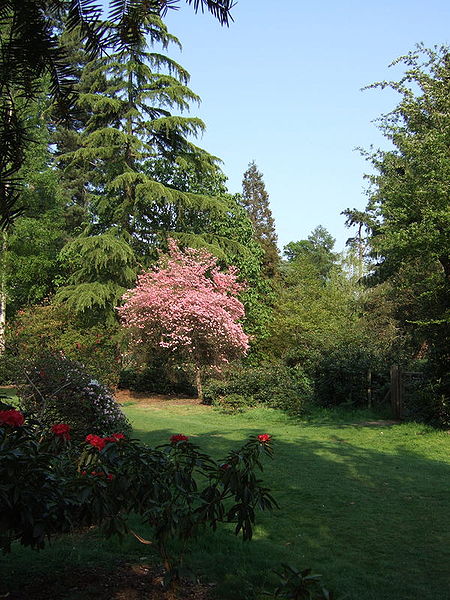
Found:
<box><xmin>314</xmin><ymin>344</ymin><xmax>389</xmax><ymax>408</ymax></box>
<box><xmin>213</xmin><ymin>393</ymin><xmax>255</xmax><ymax>414</ymax></box>
<box><xmin>264</xmin><ymin>564</ymin><xmax>336</xmax><ymax>600</ymax></box>
<box><xmin>17</xmin><ymin>354</ymin><xmax>130</xmax><ymax>442</ymax></box>
<box><xmin>6</xmin><ymin>304</ymin><xmax>121</xmax><ymax>387</ymax></box>
<box><xmin>119</xmin><ymin>361</ymin><xmax>196</xmax><ymax>396</ymax></box>
<box><xmin>0</xmin><ymin>406</ymin><xmax>277</xmax><ymax>579</ymax></box>
<box><xmin>204</xmin><ymin>363</ymin><xmax>312</xmax><ymax>414</ymax></box>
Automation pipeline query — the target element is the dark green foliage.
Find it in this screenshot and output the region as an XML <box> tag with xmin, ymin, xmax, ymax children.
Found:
<box><xmin>241</xmin><ymin>161</ymin><xmax>280</xmax><ymax>278</ymax></box>
<box><xmin>0</xmin><ymin>0</ymin><xmax>234</xmax><ymax>228</ymax></box>
<box><xmin>119</xmin><ymin>362</ymin><xmax>196</xmax><ymax>396</ymax></box>
<box><xmin>204</xmin><ymin>363</ymin><xmax>312</xmax><ymax>414</ymax></box>
<box><xmin>314</xmin><ymin>345</ymin><xmax>389</xmax><ymax>408</ymax></box>
<box><xmin>405</xmin><ymin>378</ymin><xmax>450</xmax><ymax>428</ymax></box>
<box><xmin>213</xmin><ymin>393</ymin><xmax>255</xmax><ymax>414</ymax></box>
<box><xmin>264</xmin><ymin>564</ymin><xmax>335</xmax><ymax>600</ymax></box>
<box><xmin>6</xmin><ymin>303</ymin><xmax>122</xmax><ymax>387</ymax></box>
<box><xmin>0</xmin><ymin>422</ymin><xmax>80</xmax><ymax>552</ymax></box>
<box><xmin>0</xmin><ymin>413</ymin><xmax>276</xmax><ymax>574</ymax></box>
<box><xmin>17</xmin><ymin>354</ymin><xmax>131</xmax><ymax>442</ymax></box>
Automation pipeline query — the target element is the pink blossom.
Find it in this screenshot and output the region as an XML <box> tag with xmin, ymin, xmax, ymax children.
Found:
<box><xmin>118</xmin><ymin>240</ymin><xmax>249</xmax><ymax>369</ymax></box>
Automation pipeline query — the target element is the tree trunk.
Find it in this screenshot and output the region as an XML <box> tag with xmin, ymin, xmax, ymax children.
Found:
<box><xmin>195</xmin><ymin>367</ymin><xmax>203</xmax><ymax>401</ymax></box>
<box><xmin>0</xmin><ymin>230</ymin><xmax>7</xmax><ymax>356</ymax></box>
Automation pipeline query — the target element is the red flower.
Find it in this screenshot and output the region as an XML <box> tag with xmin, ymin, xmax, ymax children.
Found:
<box><xmin>81</xmin><ymin>470</ymin><xmax>87</xmax><ymax>476</ymax></box>
<box><xmin>0</xmin><ymin>409</ymin><xmax>25</xmax><ymax>427</ymax></box>
<box><xmin>85</xmin><ymin>434</ymin><xmax>106</xmax><ymax>450</ymax></box>
<box><xmin>220</xmin><ymin>463</ymin><xmax>231</xmax><ymax>470</ymax></box>
<box><xmin>107</xmin><ymin>473</ymin><xmax>114</xmax><ymax>481</ymax></box>
<box><xmin>257</xmin><ymin>434</ymin><xmax>271</xmax><ymax>444</ymax></box>
<box><xmin>170</xmin><ymin>434</ymin><xmax>189</xmax><ymax>443</ymax></box>
<box><xmin>104</xmin><ymin>433</ymin><xmax>126</xmax><ymax>443</ymax></box>
<box><xmin>51</xmin><ymin>423</ymin><xmax>71</xmax><ymax>440</ymax></box>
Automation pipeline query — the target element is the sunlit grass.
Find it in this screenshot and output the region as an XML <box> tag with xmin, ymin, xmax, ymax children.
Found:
<box><xmin>2</xmin><ymin>402</ymin><xmax>449</xmax><ymax>600</ymax></box>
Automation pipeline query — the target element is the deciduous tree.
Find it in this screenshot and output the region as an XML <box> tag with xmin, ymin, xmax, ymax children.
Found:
<box><xmin>344</xmin><ymin>45</ymin><xmax>450</xmax><ymax>417</ymax></box>
<box><xmin>118</xmin><ymin>240</ymin><xmax>249</xmax><ymax>398</ymax></box>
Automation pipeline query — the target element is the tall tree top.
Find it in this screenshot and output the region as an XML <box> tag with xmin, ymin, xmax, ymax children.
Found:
<box><xmin>241</xmin><ymin>161</ymin><xmax>279</xmax><ymax>278</ymax></box>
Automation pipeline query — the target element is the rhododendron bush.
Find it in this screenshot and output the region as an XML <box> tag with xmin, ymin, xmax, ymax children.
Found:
<box><xmin>0</xmin><ymin>403</ymin><xmax>277</xmax><ymax>574</ymax></box>
<box><xmin>118</xmin><ymin>240</ymin><xmax>250</xmax><ymax>398</ymax></box>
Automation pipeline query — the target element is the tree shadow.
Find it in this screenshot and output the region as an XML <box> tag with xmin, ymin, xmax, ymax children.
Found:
<box><xmin>2</xmin><ymin>424</ymin><xmax>448</xmax><ymax>600</ymax></box>
<box><xmin>132</xmin><ymin>425</ymin><xmax>450</xmax><ymax>600</ymax></box>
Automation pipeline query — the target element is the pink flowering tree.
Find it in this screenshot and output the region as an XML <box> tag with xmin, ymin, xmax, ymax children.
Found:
<box><xmin>118</xmin><ymin>240</ymin><xmax>250</xmax><ymax>398</ymax></box>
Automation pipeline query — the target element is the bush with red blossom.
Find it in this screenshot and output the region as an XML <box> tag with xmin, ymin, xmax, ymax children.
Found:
<box><xmin>0</xmin><ymin>408</ymin><xmax>277</xmax><ymax>575</ymax></box>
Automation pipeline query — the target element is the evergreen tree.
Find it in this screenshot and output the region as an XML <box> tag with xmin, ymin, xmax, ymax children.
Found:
<box><xmin>240</xmin><ymin>161</ymin><xmax>279</xmax><ymax>278</ymax></box>
<box><xmin>55</xmin><ymin>16</ymin><xmax>235</xmax><ymax>319</ymax></box>
<box><xmin>0</xmin><ymin>0</ymin><xmax>234</xmax><ymax>228</ymax></box>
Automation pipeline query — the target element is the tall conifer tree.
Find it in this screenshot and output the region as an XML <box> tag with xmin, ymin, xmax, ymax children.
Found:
<box><xmin>241</xmin><ymin>161</ymin><xmax>279</xmax><ymax>278</ymax></box>
<box><xmin>55</xmin><ymin>16</ymin><xmax>233</xmax><ymax>320</ymax></box>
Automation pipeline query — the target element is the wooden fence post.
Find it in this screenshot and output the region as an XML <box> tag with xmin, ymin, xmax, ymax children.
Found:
<box><xmin>390</xmin><ymin>364</ymin><xmax>402</xmax><ymax>419</ymax></box>
<box><xmin>367</xmin><ymin>369</ymin><xmax>372</xmax><ymax>409</ymax></box>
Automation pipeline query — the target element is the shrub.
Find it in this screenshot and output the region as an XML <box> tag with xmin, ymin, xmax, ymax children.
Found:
<box><xmin>204</xmin><ymin>363</ymin><xmax>312</xmax><ymax>414</ymax></box>
<box><xmin>0</xmin><ymin>407</ymin><xmax>277</xmax><ymax>576</ymax></box>
<box><xmin>314</xmin><ymin>345</ymin><xmax>389</xmax><ymax>408</ymax></box>
<box><xmin>7</xmin><ymin>304</ymin><xmax>121</xmax><ymax>387</ymax></box>
<box><xmin>213</xmin><ymin>393</ymin><xmax>255</xmax><ymax>414</ymax></box>
<box><xmin>263</xmin><ymin>563</ymin><xmax>336</xmax><ymax>599</ymax></box>
<box><xmin>119</xmin><ymin>360</ymin><xmax>196</xmax><ymax>396</ymax></box>
<box><xmin>406</xmin><ymin>378</ymin><xmax>450</xmax><ymax>428</ymax></box>
<box><xmin>17</xmin><ymin>354</ymin><xmax>131</xmax><ymax>442</ymax></box>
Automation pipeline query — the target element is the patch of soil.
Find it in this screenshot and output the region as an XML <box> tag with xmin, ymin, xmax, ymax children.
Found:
<box><xmin>356</xmin><ymin>420</ymin><xmax>402</xmax><ymax>427</ymax></box>
<box><xmin>1</xmin><ymin>563</ymin><xmax>214</xmax><ymax>600</ymax></box>
<box><xmin>115</xmin><ymin>389</ymin><xmax>204</xmax><ymax>408</ymax></box>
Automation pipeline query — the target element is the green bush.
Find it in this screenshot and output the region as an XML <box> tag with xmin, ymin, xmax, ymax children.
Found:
<box><xmin>406</xmin><ymin>378</ymin><xmax>450</xmax><ymax>428</ymax></box>
<box><xmin>17</xmin><ymin>354</ymin><xmax>131</xmax><ymax>442</ymax></box>
<box><xmin>119</xmin><ymin>361</ymin><xmax>196</xmax><ymax>396</ymax></box>
<box><xmin>0</xmin><ymin>407</ymin><xmax>277</xmax><ymax>574</ymax></box>
<box><xmin>314</xmin><ymin>345</ymin><xmax>389</xmax><ymax>408</ymax></box>
<box><xmin>263</xmin><ymin>563</ymin><xmax>336</xmax><ymax>599</ymax></box>
<box><xmin>7</xmin><ymin>304</ymin><xmax>121</xmax><ymax>388</ymax></box>
<box><xmin>213</xmin><ymin>393</ymin><xmax>255</xmax><ymax>414</ymax></box>
<box><xmin>204</xmin><ymin>363</ymin><xmax>312</xmax><ymax>414</ymax></box>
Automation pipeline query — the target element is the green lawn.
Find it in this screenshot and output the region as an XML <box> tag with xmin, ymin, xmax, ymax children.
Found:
<box><xmin>2</xmin><ymin>401</ymin><xmax>449</xmax><ymax>600</ymax></box>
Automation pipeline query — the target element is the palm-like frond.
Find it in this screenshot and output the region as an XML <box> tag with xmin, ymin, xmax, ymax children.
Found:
<box><xmin>0</xmin><ymin>0</ymin><xmax>235</xmax><ymax>229</ymax></box>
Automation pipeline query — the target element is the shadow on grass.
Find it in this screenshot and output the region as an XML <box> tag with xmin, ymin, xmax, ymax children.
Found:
<box><xmin>128</xmin><ymin>423</ymin><xmax>450</xmax><ymax>600</ymax></box>
<box><xmin>2</xmin><ymin>424</ymin><xmax>449</xmax><ymax>600</ymax></box>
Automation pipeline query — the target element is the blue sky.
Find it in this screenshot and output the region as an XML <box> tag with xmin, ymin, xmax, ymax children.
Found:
<box><xmin>156</xmin><ymin>0</ymin><xmax>450</xmax><ymax>252</ymax></box>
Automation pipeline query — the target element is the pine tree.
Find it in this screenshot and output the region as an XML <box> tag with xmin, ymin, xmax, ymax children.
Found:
<box><xmin>56</xmin><ymin>15</ymin><xmax>230</xmax><ymax>318</ymax></box>
<box><xmin>240</xmin><ymin>161</ymin><xmax>279</xmax><ymax>278</ymax></box>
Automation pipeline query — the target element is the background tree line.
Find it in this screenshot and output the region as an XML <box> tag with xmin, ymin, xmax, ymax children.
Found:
<box><xmin>0</xmin><ymin>3</ymin><xmax>448</xmax><ymax>426</ymax></box>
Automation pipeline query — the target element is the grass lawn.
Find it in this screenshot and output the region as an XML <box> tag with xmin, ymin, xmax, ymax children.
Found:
<box><xmin>2</xmin><ymin>400</ymin><xmax>449</xmax><ymax>599</ymax></box>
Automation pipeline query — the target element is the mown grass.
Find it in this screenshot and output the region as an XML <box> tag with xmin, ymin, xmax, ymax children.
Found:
<box><xmin>2</xmin><ymin>401</ymin><xmax>449</xmax><ymax>600</ymax></box>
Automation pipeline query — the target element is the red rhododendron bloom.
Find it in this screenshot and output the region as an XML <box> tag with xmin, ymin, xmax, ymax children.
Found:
<box><xmin>170</xmin><ymin>434</ymin><xmax>189</xmax><ymax>443</ymax></box>
<box><xmin>0</xmin><ymin>409</ymin><xmax>25</xmax><ymax>427</ymax></box>
<box><xmin>105</xmin><ymin>433</ymin><xmax>126</xmax><ymax>443</ymax></box>
<box><xmin>257</xmin><ymin>434</ymin><xmax>271</xmax><ymax>443</ymax></box>
<box><xmin>51</xmin><ymin>423</ymin><xmax>71</xmax><ymax>440</ymax></box>
<box><xmin>85</xmin><ymin>434</ymin><xmax>106</xmax><ymax>450</ymax></box>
